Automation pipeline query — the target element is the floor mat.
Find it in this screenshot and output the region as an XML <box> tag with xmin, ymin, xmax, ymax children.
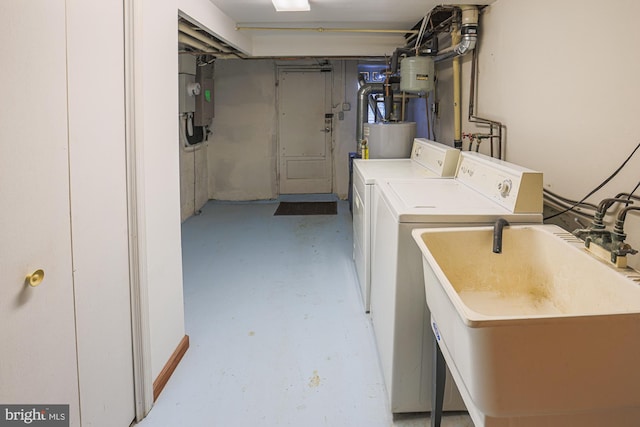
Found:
<box><xmin>274</xmin><ymin>201</ymin><xmax>337</xmax><ymax>216</ymax></box>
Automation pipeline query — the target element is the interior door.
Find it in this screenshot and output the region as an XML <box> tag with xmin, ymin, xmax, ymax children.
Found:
<box><xmin>278</xmin><ymin>69</ymin><xmax>333</xmax><ymax>194</ymax></box>
<box><xmin>0</xmin><ymin>1</ymin><xmax>80</xmax><ymax>424</ymax></box>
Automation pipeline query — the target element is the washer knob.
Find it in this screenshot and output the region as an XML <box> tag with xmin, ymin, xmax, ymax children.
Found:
<box><xmin>499</xmin><ymin>179</ymin><xmax>512</xmax><ymax>197</ymax></box>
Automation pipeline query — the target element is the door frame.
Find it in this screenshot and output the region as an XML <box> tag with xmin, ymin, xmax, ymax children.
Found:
<box><xmin>124</xmin><ymin>0</ymin><xmax>154</xmax><ymax>420</ymax></box>
<box><xmin>275</xmin><ymin>65</ymin><xmax>334</xmax><ymax>194</ymax></box>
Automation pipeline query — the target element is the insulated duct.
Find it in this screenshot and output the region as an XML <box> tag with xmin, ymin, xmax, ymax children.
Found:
<box><xmin>434</xmin><ymin>5</ymin><xmax>478</xmax><ymax>63</ymax></box>
<box><xmin>356</xmin><ymin>83</ymin><xmax>384</xmax><ymax>151</ymax></box>
<box><xmin>179</xmin><ymin>33</ymin><xmax>211</xmax><ymax>52</ymax></box>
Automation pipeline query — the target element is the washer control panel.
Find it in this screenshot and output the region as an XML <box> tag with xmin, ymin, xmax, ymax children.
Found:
<box><xmin>456</xmin><ymin>152</ymin><xmax>543</xmax><ymax>213</ymax></box>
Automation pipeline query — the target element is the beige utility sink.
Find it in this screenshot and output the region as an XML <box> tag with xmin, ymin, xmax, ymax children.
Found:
<box><xmin>412</xmin><ymin>224</ymin><xmax>640</xmax><ymax>427</ymax></box>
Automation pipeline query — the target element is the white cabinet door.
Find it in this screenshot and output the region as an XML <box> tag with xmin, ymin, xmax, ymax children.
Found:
<box><xmin>0</xmin><ymin>0</ymin><xmax>80</xmax><ymax>425</ymax></box>
<box><xmin>278</xmin><ymin>70</ymin><xmax>333</xmax><ymax>194</ymax></box>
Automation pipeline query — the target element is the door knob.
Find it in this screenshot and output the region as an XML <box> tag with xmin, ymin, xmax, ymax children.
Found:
<box><xmin>26</xmin><ymin>269</ymin><xmax>45</xmax><ymax>287</ymax></box>
<box><xmin>320</xmin><ymin>127</ymin><xmax>330</xmax><ymax>133</ymax></box>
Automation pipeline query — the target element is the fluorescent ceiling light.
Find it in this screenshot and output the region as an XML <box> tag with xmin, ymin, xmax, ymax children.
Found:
<box><xmin>272</xmin><ymin>0</ymin><xmax>310</xmax><ymax>12</ymax></box>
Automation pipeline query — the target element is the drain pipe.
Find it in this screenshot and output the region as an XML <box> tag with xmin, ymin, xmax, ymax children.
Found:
<box><xmin>356</xmin><ymin>83</ymin><xmax>384</xmax><ymax>153</ymax></box>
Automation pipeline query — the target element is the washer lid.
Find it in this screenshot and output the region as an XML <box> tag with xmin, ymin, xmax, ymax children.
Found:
<box><xmin>379</xmin><ymin>179</ymin><xmax>542</xmax><ymax>223</ymax></box>
<box><xmin>353</xmin><ymin>159</ymin><xmax>440</xmax><ymax>184</ymax></box>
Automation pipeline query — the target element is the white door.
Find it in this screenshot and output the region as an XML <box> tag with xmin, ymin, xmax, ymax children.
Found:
<box><xmin>278</xmin><ymin>69</ymin><xmax>333</xmax><ymax>194</ymax></box>
<box><xmin>1</xmin><ymin>2</ymin><xmax>135</xmax><ymax>426</ymax></box>
<box><xmin>0</xmin><ymin>1</ymin><xmax>81</xmax><ymax>424</ymax></box>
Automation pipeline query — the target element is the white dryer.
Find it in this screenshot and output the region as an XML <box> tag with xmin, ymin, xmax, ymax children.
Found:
<box><xmin>370</xmin><ymin>151</ymin><xmax>543</xmax><ymax>413</ymax></box>
<box><xmin>352</xmin><ymin>138</ymin><xmax>460</xmax><ymax>312</ymax></box>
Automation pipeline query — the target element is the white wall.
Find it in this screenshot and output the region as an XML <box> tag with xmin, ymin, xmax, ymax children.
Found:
<box><xmin>208</xmin><ymin>60</ymin><xmax>278</xmax><ymax>200</ymax></box>
<box><xmin>435</xmin><ymin>0</ymin><xmax>640</xmax><ymax>269</ymax></box>
<box><xmin>180</xmin><ymin>143</ymin><xmax>209</xmax><ymax>221</ymax></box>
<box><xmin>67</xmin><ymin>1</ymin><xmax>135</xmax><ymax>424</ymax></box>
<box><xmin>332</xmin><ymin>61</ymin><xmax>360</xmax><ymax>199</ymax></box>
<box><xmin>208</xmin><ymin>59</ymin><xmax>358</xmax><ymax>200</ymax></box>
<box><xmin>251</xmin><ymin>33</ymin><xmax>403</xmax><ymax>57</ymax></box>
<box><xmin>139</xmin><ymin>0</ymin><xmax>186</xmax><ymax>380</ymax></box>
<box><xmin>138</xmin><ymin>0</ymin><xmax>257</xmax><ymax>380</ymax></box>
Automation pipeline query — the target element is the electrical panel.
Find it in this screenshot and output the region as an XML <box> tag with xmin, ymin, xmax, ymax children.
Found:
<box><xmin>195</xmin><ymin>63</ymin><xmax>214</xmax><ymax>126</ymax></box>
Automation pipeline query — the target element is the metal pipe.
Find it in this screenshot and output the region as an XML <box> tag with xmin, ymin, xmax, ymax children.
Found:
<box><xmin>178</xmin><ymin>22</ymin><xmax>227</xmax><ymax>53</ymax></box>
<box><xmin>613</xmin><ymin>206</ymin><xmax>640</xmax><ymax>239</ymax></box>
<box><xmin>384</xmin><ymin>76</ymin><xmax>401</xmax><ymax>121</ymax></box>
<box><xmin>434</xmin><ymin>37</ymin><xmax>477</xmax><ymax>62</ymax></box>
<box><xmin>451</xmin><ymin>23</ymin><xmax>462</xmax><ymax>148</ymax></box>
<box><xmin>434</xmin><ymin>5</ymin><xmax>478</xmax><ymax>63</ymax></box>
<box><xmin>236</xmin><ymin>26</ymin><xmax>419</xmax><ymax>34</ymax></box>
<box><xmin>404</xmin><ymin>5</ymin><xmax>456</xmax><ymax>50</ymax></box>
<box><xmin>178</xmin><ymin>33</ymin><xmax>212</xmax><ymax>52</ymax></box>
<box><xmin>178</xmin><ymin>51</ymin><xmax>238</xmax><ymax>59</ymax></box>
<box><xmin>356</xmin><ymin>83</ymin><xmax>384</xmax><ymax>151</ymax></box>
<box><xmin>493</xmin><ymin>218</ymin><xmax>510</xmax><ymax>254</ymax></box>
<box><xmin>468</xmin><ymin>46</ymin><xmax>503</xmax><ymax>159</ymax></box>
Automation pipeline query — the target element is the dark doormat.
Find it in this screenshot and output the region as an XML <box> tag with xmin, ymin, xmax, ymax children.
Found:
<box><xmin>274</xmin><ymin>201</ymin><xmax>337</xmax><ymax>216</ymax></box>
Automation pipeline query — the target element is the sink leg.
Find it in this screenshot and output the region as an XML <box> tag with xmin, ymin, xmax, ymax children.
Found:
<box><xmin>431</xmin><ymin>332</ymin><xmax>445</xmax><ymax>427</ymax></box>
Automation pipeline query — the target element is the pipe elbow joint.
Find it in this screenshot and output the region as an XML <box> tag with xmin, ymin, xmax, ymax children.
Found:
<box><xmin>454</xmin><ymin>36</ymin><xmax>476</xmax><ymax>56</ymax></box>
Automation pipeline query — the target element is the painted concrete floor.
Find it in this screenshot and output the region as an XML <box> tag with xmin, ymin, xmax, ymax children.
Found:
<box><xmin>137</xmin><ymin>198</ymin><xmax>473</xmax><ymax>427</ymax></box>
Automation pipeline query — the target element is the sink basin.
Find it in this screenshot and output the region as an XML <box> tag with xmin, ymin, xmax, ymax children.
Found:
<box><xmin>412</xmin><ymin>224</ymin><xmax>640</xmax><ymax>427</ymax></box>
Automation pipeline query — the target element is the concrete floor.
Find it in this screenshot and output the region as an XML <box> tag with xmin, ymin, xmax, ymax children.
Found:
<box><xmin>137</xmin><ymin>197</ymin><xmax>473</xmax><ymax>427</ymax></box>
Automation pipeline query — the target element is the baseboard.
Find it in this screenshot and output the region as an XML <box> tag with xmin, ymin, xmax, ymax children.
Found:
<box><xmin>153</xmin><ymin>335</ymin><xmax>190</xmax><ymax>401</ymax></box>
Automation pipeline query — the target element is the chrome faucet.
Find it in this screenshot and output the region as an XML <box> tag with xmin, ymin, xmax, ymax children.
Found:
<box><xmin>493</xmin><ymin>218</ymin><xmax>510</xmax><ymax>254</ymax></box>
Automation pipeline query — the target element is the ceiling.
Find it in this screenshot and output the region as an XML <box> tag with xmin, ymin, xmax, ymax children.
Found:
<box><xmin>183</xmin><ymin>0</ymin><xmax>495</xmax><ymax>58</ymax></box>
<box><xmin>209</xmin><ymin>0</ymin><xmax>493</xmax><ymax>29</ymax></box>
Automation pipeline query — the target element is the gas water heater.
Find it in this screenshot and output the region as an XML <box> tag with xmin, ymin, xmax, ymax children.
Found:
<box><xmin>362</xmin><ymin>122</ymin><xmax>416</xmax><ymax>159</ymax></box>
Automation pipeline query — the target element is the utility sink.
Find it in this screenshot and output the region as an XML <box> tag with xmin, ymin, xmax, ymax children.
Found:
<box><xmin>412</xmin><ymin>224</ymin><xmax>640</xmax><ymax>427</ymax></box>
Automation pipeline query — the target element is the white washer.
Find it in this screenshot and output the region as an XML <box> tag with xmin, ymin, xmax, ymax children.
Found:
<box><xmin>370</xmin><ymin>151</ymin><xmax>543</xmax><ymax>413</ymax></box>
<box><xmin>352</xmin><ymin>139</ymin><xmax>460</xmax><ymax>312</ymax></box>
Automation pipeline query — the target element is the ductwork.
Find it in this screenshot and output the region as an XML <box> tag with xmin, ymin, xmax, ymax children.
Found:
<box><xmin>434</xmin><ymin>5</ymin><xmax>478</xmax><ymax>63</ymax></box>
<box><xmin>178</xmin><ymin>19</ymin><xmax>247</xmax><ymax>59</ymax></box>
<box><xmin>179</xmin><ymin>33</ymin><xmax>211</xmax><ymax>52</ymax></box>
<box><xmin>356</xmin><ymin>83</ymin><xmax>384</xmax><ymax>150</ymax></box>
<box><xmin>179</xmin><ymin>22</ymin><xmax>228</xmax><ymax>54</ymax></box>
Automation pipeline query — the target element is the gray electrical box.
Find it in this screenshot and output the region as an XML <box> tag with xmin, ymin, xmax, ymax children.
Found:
<box><xmin>179</xmin><ymin>73</ymin><xmax>196</xmax><ymax>114</ymax></box>
<box><xmin>195</xmin><ymin>63</ymin><xmax>214</xmax><ymax>126</ymax></box>
<box><xmin>179</xmin><ymin>55</ymin><xmax>197</xmax><ymax>75</ymax></box>
<box><xmin>179</xmin><ymin>55</ymin><xmax>197</xmax><ymax>114</ymax></box>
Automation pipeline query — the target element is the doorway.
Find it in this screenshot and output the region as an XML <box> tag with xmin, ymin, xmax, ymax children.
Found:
<box><xmin>277</xmin><ymin>68</ymin><xmax>333</xmax><ymax>194</ymax></box>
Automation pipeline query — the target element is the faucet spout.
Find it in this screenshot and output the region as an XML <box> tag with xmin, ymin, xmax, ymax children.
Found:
<box><xmin>493</xmin><ymin>218</ymin><xmax>510</xmax><ymax>254</ymax></box>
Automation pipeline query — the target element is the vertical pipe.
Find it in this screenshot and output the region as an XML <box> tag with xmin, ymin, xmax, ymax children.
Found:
<box><xmin>452</xmin><ymin>23</ymin><xmax>462</xmax><ymax>149</ymax></box>
<box><xmin>356</xmin><ymin>83</ymin><xmax>384</xmax><ymax>153</ymax></box>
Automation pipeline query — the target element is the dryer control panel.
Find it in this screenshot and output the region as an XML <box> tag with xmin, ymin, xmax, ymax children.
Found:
<box><xmin>411</xmin><ymin>138</ymin><xmax>460</xmax><ymax>177</ymax></box>
<box><xmin>456</xmin><ymin>152</ymin><xmax>543</xmax><ymax>213</ymax></box>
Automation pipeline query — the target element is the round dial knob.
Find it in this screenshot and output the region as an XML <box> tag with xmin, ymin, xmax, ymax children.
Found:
<box><xmin>499</xmin><ymin>179</ymin><xmax>512</xmax><ymax>198</ymax></box>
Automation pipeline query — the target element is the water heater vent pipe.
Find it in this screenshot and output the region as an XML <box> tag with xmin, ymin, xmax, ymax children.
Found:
<box><xmin>356</xmin><ymin>83</ymin><xmax>384</xmax><ymax>152</ymax></box>
<box><xmin>434</xmin><ymin>5</ymin><xmax>478</xmax><ymax>63</ymax></box>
